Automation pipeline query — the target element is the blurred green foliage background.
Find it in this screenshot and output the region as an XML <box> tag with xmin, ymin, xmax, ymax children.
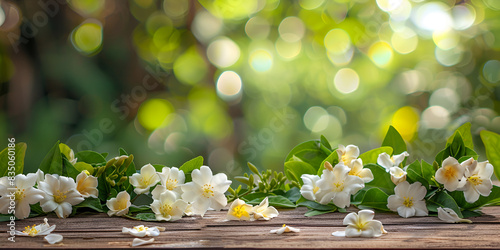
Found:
<box><xmin>0</xmin><ymin>0</ymin><xmax>499</xmax><ymax>178</ymax></box>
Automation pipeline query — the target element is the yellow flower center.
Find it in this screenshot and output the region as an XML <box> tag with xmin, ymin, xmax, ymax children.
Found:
<box><xmin>341</xmin><ymin>154</ymin><xmax>350</xmax><ymax>165</ymax></box>
<box><xmin>403</xmin><ymin>197</ymin><xmax>413</xmax><ymax>207</ymax></box>
<box><xmin>443</xmin><ymin>166</ymin><xmax>457</xmax><ymax>179</ymax></box>
<box><xmin>313</xmin><ymin>186</ymin><xmax>320</xmax><ymax>194</ymax></box>
<box><xmin>14</xmin><ymin>188</ymin><xmax>26</xmax><ymax>201</ymax></box>
<box><xmin>54</xmin><ymin>190</ymin><xmax>67</xmax><ymax>203</ymax></box>
<box><xmin>83</xmin><ymin>170</ymin><xmax>90</xmax><ymax>175</ymax></box>
<box><xmin>23</xmin><ymin>224</ymin><xmax>39</xmax><ymax>236</ymax></box>
<box><xmin>202</xmin><ymin>184</ymin><xmax>215</xmax><ymax>198</ymax></box>
<box><xmin>165</xmin><ymin>179</ymin><xmax>178</xmax><ymax>190</ymax></box>
<box><xmin>390</xmin><ymin>156</ymin><xmax>395</xmax><ymax>164</ymax></box>
<box><xmin>140</xmin><ymin>176</ymin><xmax>153</xmax><ymax>187</ymax></box>
<box><xmin>160</xmin><ymin>203</ymin><xmax>173</xmax><ymax>217</ymax></box>
<box><xmin>232</xmin><ymin>205</ymin><xmax>249</xmax><ymax>218</ymax></box>
<box><xmin>332</xmin><ymin>182</ymin><xmax>344</xmax><ymax>192</ymax></box>
<box><xmin>468</xmin><ymin>175</ymin><xmax>483</xmax><ymax>186</ymax></box>
<box><xmin>134</xmin><ymin>226</ymin><xmax>148</xmax><ymax>232</ymax></box>
<box><xmin>282</xmin><ymin>224</ymin><xmax>286</xmax><ymax>227</ymax></box>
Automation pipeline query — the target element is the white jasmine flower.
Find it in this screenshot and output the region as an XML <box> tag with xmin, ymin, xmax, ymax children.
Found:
<box><xmin>15</xmin><ymin>218</ymin><xmax>55</xmax><ymax>236</ymax></box>
<box><xmin>39</xmin><ymin>174</ymin><xmax>84</xmax><ymax>218</ymax></box>
<box><xmin>44</xmin><ymin>234</ymin><xmax>63</xmax><ymax>244</ymax></box>
<box><xmin>348</xmin><ymin>159</ymin><xmax>374</xmax><ymax>183</ymax></box>
<box><xmin>435</xmin><ymin>157</ymin><xmax>465</xmax><ymax>191</ymax></box>
<box><xmin>389</xmin><ymin>167</ymin><xmax>407</xmax><ymax>185</ymax></box>
<box><xmin>300</xmin><ymin>174</ymin><xmax>321</xmax><ymax>201</ymax></box>
<box><xmin>437</xmin><ymin>207</ymin><xmax>472</xmax><ymax>223</ymax></box>
<box><xmin>332</xmin><ymin>210</ymin><xmax>386</xmax><ymax>238</ymax></box>
<box><xmin>253</xmin><ymin>197</ymin><xmax>279</xmax><ymax>221</ymax></box>
<box><xmin>457</xmin><ymin>158</ymin><xmax>494</xmax><ymax>203</ymax></box>
<box><xmin>226</xmin><ymin>198</ymin><xmax>253</xmax><ymax>221</ymax></box>
<box><xmin>150</xmin><ymin>190</ymin><xmax>188</xmax><ymax>221</ymax></box>
<box><xmin>129</xmin><ymin>164</ymin><xmax>160</xmax><ymax>195</ymax></box>
<box><xmin>132</xmin><ymin>238</ymin><xmax>155</xmax><ymax>247</ymax></box>
<box><xmin>0</xmin><ymin>174</ymin><xmax>45</xmax><ymax>219</ymax></box>
<box><xmin>377</xmin><ymin>151</ymin><xmax>409</xmax><ymax>171</ymax></box>
<box><xmin>106</xmin><ymin>191</ymin><xmax>131</xmax><ymax>217</ymax></box>
<box><xmin>75</xmin><ymin>171</ymin><xmax>98</xmax><ymax>198</ymax></box>
<box><xmin>183</xmin><ymin>203</ymin><xmax>195</xmax><ymax>216</ymax></box>
<box><xmin>387</xmin><ymin>181</ymin><xmax>428</xmax><ymax>218</ymax></box>
<box><xmin>181</xmin><ymin>166</ymin><xmax>232</xmax><ymax>216</ymax></box>
<box><xmin>68</xmin><ymin>149</ymin><xmax>78</xmax><ymax>165</ymax></box>
<box><xmin>270</xmin><ymin>224</ymin><xmax>300</xmax><ymax>234</ymax></box>
<box><xmin>316</xmin><ymin>163</ymin><xmax>364</xmax><ymax>208</ymax></box>
<box><xmin>157</xmin><ymin>167</ymin><xmax>185</xmax><ymax>195</ymax></box>
<box><xmin>122</xmin><ymin>225</ymin><xmax>161</xmax><ymax>237</ymax></box>
<box><xmin>336</xmin><ymin>144</ymin><xmax>360</xmax><ymax>167</ymax></box>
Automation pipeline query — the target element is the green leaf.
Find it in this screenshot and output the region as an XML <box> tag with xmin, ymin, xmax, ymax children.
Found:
<box><xmin>427</xmin><ymin>190</ymin><xmax>462</xmax><ymax>218</ymax></box>
<box><xmin>119</xmin><ymin>148</ymin><xmax>129</xmax><ymax>156</ymax></box>
<box><xmin>0</xmin><ymin>142</ymin><xmax>27</xmax><ymax>177</ymax></box>
<box><xmin>359</xmin><ymin>147</ymin><xmax>393</xmax><ymax>165</ymax></box>
<box><xmin>248</xmin><ymin>195</ymin><xmax>296</xmax><ymax>208</ymax></box>
<box><xmin>128</xmin><ymin>213</ymin><xmax>158</xmax><ymax>221</ymax></box>
<box><xmin>364</xmin><ymin>164</ymin><xmax>395</xmax><ymax>195</ymax></box>
<box><xmin>59</xmin><ymin>143</ymin><xmax>73</xmax><ymax>160</ymax></box>
<box><xmin>129</xmin><ymin>205</ymin><xmax>152</xmax><ymax>213</ymax></box>
<box><xmin>358</xmin><ymin>187</ymin><xmax>391</xmax><ymax>211</ymax></box>
<box><xmin>481</xmin><ymin>130</ymin><xmax>500</xmax><ymax>180</ymax></box>
<box><xmin>317</xmin><ymin>149</ymin><xmax>339</xmax><ymax>175</ymax></box>
<box><xmin>298</xmin><ymin>200</ymin><xmax>337</xmax><ymax>211</ymax></box>
<box><xmin>285</xmin><ymin>140</ymin><xmax>321</xmax><ymax>162</ymax></box>
<box><xmin>284</xmin><ymin>160</ymin><xmax>316</xmax><ymax>185</ymax></box>
<box><xmin>382</xmin><ymin>126</ymin><xmax>407</xmax><ymax>155</ymax></box>
<box><xmin>284</xmin><ymin>187</ymin><xmax>301</xmax><ymax>203</ymax></box>
<box><xmin>179</xmin><ymin>156</ymin><xmax>204</xmax><ymax>174</ymax></box>
<box><xmin>435</xmin><ymin>133</ymin><xmax>467</xmax><ymax>165</ymax></box>
<box><xmin>62</xmin><ymin>157</ymin><xmax>81</xmax><ymax>179</ymax></box>
<box><xmin>97</xmin><ymin>174</ymin><xmax>111</xmax><ymax>202</ymax></box>
<box><xmin>320</xmin><ymin>135</ymin><xmax>332</xmax><ymax>151</ymax></box>
<box><xmin>74</xmin><ymin>197</ymin><xmax>103</xmax><ymax>213</ymax></box>
<box><xmin>74</xmin><ymin>162</ymin><xmax>94</xmax><ymax>175</ymax></box>
<box><xmin>39</xmin><ymin>141</ymin><xmax>63</xmax><ymax>175</ymax></box>
<box><xmin>152</xmin><ymin>164</ymin><xmax>167</xmax><ymax>172</ymax></box>
<box><xmin>292</xmin><ymin>149</ymin><xmax>328</xmax><ymax>170</ymax></box>
<box><xmin>406</xmin><ymin>160</ymin><xmax>435</xmax><ymax>189</ymax></box>
<box><xmin>75</xmin><ymin>151</ymin><xmax>107</xmax><ymax>165</ymax></box>
<box><xmin>240</xmin><ymin>192</ymin><xmax>269</xmax><ymax>202</ymax></box>
<box><xmin>446</xmin><ymin>123</ymin><xmax>473</xmax><ymax>150</ymax></box>
<box><xmin>305</xmin><ymin>209</ymin><xmax>337</xmax><ymax>217</ymax></box>
<box><xmin>101</xmin><ymin>152</ymin><xmax>109</xmax><ymax>158</ymax></box>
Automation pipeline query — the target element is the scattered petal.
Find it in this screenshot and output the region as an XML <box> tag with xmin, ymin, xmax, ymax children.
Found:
<box><xmin>437</xmin><ymin>207</ymin><xmax>472</xmax><ymax>223</ymax></box>
<box><xmin>270</xmin><ymin>224</ymin><xmax>300</xmax><ymax>235</ymax></box>
<box><xmin>132</xmin><ymin>238</ymin><xmax>155</xmax><ymax>247</ymax></box>
<box><xmin>122</xmin><ymin>225</ymin><xmax>161</xmax><ymax>237</ymax></box>
<box><xmin>44</xmin><ymin>234</ymin><xmax>63</xmax><ymax>244</ymax></box>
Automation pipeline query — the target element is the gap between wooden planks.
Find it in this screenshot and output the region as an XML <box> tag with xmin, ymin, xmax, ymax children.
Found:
<box><xmin>2</xmin><ymin>206</ymin><xmax>500</xmax><ymax>249</ymax></box>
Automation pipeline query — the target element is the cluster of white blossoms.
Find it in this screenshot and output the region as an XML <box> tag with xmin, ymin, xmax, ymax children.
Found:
<box><xmin>300</xmin><ymin>145</ymin><xmax>372</xmax><ymax>208</ymax></box>
<box><xmin>377</xmin><ymin>151</ymin><xmax>410</xmax><ymax>185</ymax></box>
<box><xmin>226</xmin><ymin>197</ymin><xmax>279</xmax><ymax>221</ymax></box>
<box><xmin>435</xmin><ymin>157</ymin><xmax>494</xmax><ymax>203</ymax></box>
<box><xmin>113</xmin><ymin>164</ymin><xmax>232</xmax><ymax>220</ymax></box>
<box><xmin>0</xmin><ymin>169</ymin><xmax>98</xmax><ymax>219</ymax></box>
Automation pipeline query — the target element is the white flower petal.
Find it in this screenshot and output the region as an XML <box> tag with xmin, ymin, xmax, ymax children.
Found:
<box><xmin>44</xmin><ymin>234</ymin><xmax>63</xmax><ymax>244</ymax></box>
<box><xmin>332</xmin><ymin>231</ymin><xmax>346</xmax><ymax>237</ymax></box>
<box><xmin>132</xmin><ymin>238</ymin><xmax>155</xmax><ymax>247</ymax></box>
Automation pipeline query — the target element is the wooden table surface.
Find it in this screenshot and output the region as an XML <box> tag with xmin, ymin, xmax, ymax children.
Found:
<box><xmin>2</xmin><ymin>206</ymin><xmax>500</xmax><ymax>249</ymax></box>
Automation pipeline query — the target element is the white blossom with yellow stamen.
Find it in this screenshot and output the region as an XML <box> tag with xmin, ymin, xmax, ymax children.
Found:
<box><xmin>377</xmin><ymin>151</ymin><xmax>409</xmax><ymax>171</ymax></box>
<box><xmin>226</xmin><ymin>198</ymin><xmax>253</xmax><ymax>221</ymax></box>
<box><xmin>106</xmin><ymin>191</ymin><xmax>131</xmax><ymax>217</ymax></box>
<box><xmin>253</xmin><ymin>197</ymin><xmax>279</xmax><ymax>221</ymax></box>
<box><xmin>300</xmin><ymin>174</ymin><xmax>321</xmax><ymax>202</ymax></box>
<box><xmin>435</xmin><ymin>157</ymin><xmax>465</xmax><ymax>192</ymax></box>
<box><xmin>316</xmin><ymin>162</ymin><xmax>364</xmax><ymax>208</ymax></box>
<box><xmin>181</xmin><ymin>166</ymin><xmax>232</xmax><ymax>216</ymax></box>
<box><xmin>129</xmin><ymin>164</ymin><xmax>160</xmax><ymax>195</ymax></box>
<box><xmin>332</xmin><ymin>210</ymin><xmax>387</xmax><ymax>237</ymax></box>
<box><xmin>75</xmin><ymin>171</ymin><xmax>98</xmax><ymax>198</ymax></box>
<box><xmin>336</xmin><ymin>144</ymin><xmax>360</xmax><ymax>167</ymax></box>
<box><xmin>389</xmin><ymin>167</ymin><xmax>407</xmax><ymax>185</ymax></box>
<box><xmin>348</xmin><ymin>159</ymin><xmax>374</xmax><ymax>183</ymax></box>
<box><xmin>387</xmin><ymin>181</ymin><xmax>428</xmax><ymax>218</ymax></box>
<box><xmin>157</xmin><ymin>167</ymin><xmax>185</xmax><ymax>195</ymax></box>
<box><xmin>150</xmin><ymin>190</ymin><xmax>187</xmax><ymax>221</ymax></box>
<box><xmin>0</xmin><ymin>174</ymin><xmax>45</xmax><ymax>219</ymax></box>
<box><xmin>457</xmin><ymin>158</ymin><xmax>493</xmax><ymax>203</ymax></box>
<box><xmin>15</xmin><ymin>218</ymin><xmax>55</xmax><ymax>236</ymax></box>
<box><xmin>39</xmin><ymin>174</ymin><xmax>84</xmax><ymax>218</ymax></box>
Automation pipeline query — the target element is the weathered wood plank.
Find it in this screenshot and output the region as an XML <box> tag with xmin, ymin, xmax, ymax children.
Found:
<box><xmin>2</xmin><ymin>206</ymin><xmax>500</xmax><ymax>249</ymax></box>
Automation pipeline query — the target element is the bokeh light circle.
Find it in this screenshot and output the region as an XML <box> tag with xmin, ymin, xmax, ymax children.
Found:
<box><xmin>324</xmin><ymin>29</ymin><xmax>351</xmax><ymax>54</ymax></box>
<box><xmin>376</xmin><ymin>0</ymin><xmax>403</xmax><ymax>12</ymax></box>
<box><xmin>429</xmin><ymin>88</ymin><xmax>460</xmax><ymax>113</ymax></box>
<box><xmin>71</xmin><ymin>21</ymin><xmax>103</xmax><ymax>55</ymax></box>
<box><xmin>138</xmin><ymin>99</ymin><xmax>174</xmax><ymax>131</ymax></box>
<box><xmin>483</xmin><ymin>60</ymin><xmax>500</xmax><ymax>84</ymax></box>
<box><xmin>207</xmin><ymin>37</ymin><xmax>241</xmax><ymax>68</ymax></box>
<box><xmin>245</xmin><ymin>16</ymin><xmax>270</xmax><ymax>40</ymax></box>
<box><xmin>249</xmin><ymin>49</ymin><xmax>273</xmax><ymax>72</ymax></box>
<box><xmin>435</xmin><ymin>46</ymin><xmax>462</xmax><ymax>66</ymax></box>
<box><xmin>217</xmin><ymin>71</ymin><xmax>243</xmax><ymax>99</ymax></box>
<box><xmin>421</xmin><ymin>105</ymin><xmax>450</xmax><ymax>129</ymax></box>
<box><xmin>391</xmin><ymin>28</ymin><xmax>418</xmax><ymax>54</ymax></box>
<box><xmin>413</xmin><ymin>2</ymin><xmax>452</xmax><ymax>32</ymax></box>
<box><xmin>368</xmin><ymin>41</ymin><xmax>393</xmax><ymax>67</ymax></box>
<box><xmin>334</xmin><ymin>68</ymin><xmax>360</xmax><ymax>94</ymax></box>
<box><xmin>391</xmin><ymin>106</ymin><xmax>419</xmax><ymax>141</ymax></box>
<box><xmin>279</xmin><ymin>17</ymin><xmax>306</xmax><ymax>43</ymax></box>
<box><xmin>299</xmin><ymin>0</ymin><xmax>325</xmax><ymax>10</ymax></box>
<box><xmin>304</xmin><ymin>106</ymin><xmax>328</xmax><ymax>132</ymax></box>
<box><xmin>452</xmin><ymin>5</ymin><xmax>476</xmax><ymax>30</ymax></box>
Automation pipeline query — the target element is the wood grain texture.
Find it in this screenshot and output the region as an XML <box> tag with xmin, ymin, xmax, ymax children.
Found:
<box><xmin>2</xmin><ymin>206</ymin><xmax>500</xmax><ymax>249</ymax></box>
